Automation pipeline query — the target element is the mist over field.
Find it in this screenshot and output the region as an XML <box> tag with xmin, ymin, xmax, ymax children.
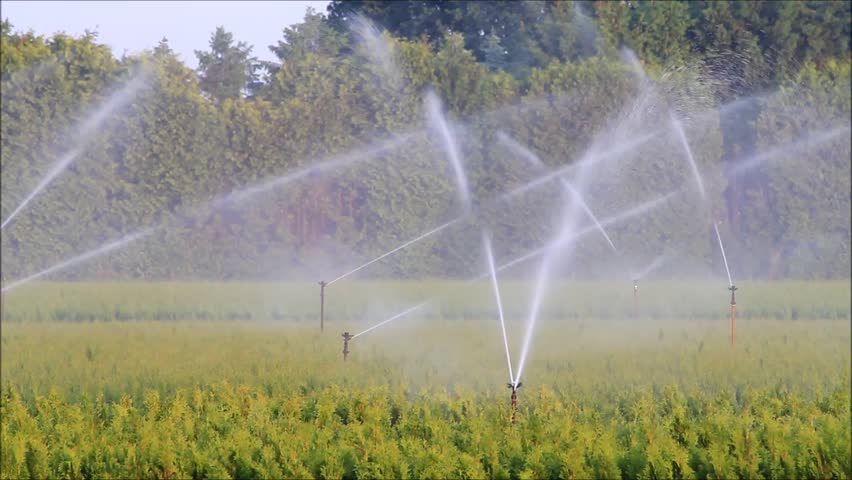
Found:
<box><xmin>1</xmin><ymin>2</ymin><xmax>850</xmax><ymax>479</ymax></box>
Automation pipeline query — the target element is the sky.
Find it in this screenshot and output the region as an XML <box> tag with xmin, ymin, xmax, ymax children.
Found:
<box><xmin>1</xmin><ymin>1</ymin><xmax>330</xmax><ymax>68</ymax></box>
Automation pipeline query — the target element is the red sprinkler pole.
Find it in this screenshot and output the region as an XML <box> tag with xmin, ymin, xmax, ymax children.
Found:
<box><xmin>341</xmin><ymin>331</ymin><xmax>353</xmax><ymax>361</ymax></box>
<box><xmin>319</xmin><ymin>281</ymin><xmax>326</xmax><ymax>332</ymax></box>
<box><xmin>729</xmin><ymin>284</ymin><xmax>737</xmax><ymax>349</ymax></box>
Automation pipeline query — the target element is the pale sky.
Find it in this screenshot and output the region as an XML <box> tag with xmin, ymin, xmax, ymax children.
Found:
<box><xmin>1</xmin><ymin>1</ymin><xmax>330</xmax><ymax>68</ymax></box>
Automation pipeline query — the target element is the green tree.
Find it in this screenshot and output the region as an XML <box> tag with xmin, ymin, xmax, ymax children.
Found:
<box><xmin>195</xmin><ymin>26</ymin><xmax>258</xmax><ymax>101</ymax></box>
<box><xmin>743</xmin><ymin>60</ymin><xmax>851</xmax><ymax>278</ymax></box>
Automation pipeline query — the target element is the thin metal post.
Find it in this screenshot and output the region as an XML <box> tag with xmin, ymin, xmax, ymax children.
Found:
<box><xmin>633</xmin><ymin>279</ymin><xmax>638</xmax><ymax>319</ymax></box>
<box><xmin>507</xmin><ymin>382</ymin><xmax>522</xmax><ymax>424</ymax></box>
<box><xmin>342</xmin><ymin>331</ymin><xmax>353</xmax><ymax>361</ymax></box>
<box><xmin>319</xmin><ymin>281</ymin><xmax>326</xmax><ymax>332</ymax></box>
<box><xmin>729</xmin><ymin>284</ymin><xmax>737</xmax><ymax>349</ymax></box>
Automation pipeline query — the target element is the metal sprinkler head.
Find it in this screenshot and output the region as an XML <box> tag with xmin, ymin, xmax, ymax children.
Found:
<box><xmin>507</xmin><ymin>381</ymin><xmax>522</xmax><ymax>423</ymax></box>
<box><xmin>341</xmin><ymin>331</ymin><xmax>354</xmax><ymax>361</ymax></box>
<box><xmin>729</xmin><ymin>284</ymin><xmax>737</xmax><ymax>305</ymax></box>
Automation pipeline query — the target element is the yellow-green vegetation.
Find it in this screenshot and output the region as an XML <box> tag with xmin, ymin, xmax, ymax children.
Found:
<box><xmin>2</xmin><ymin>318</ymin><xmax>850</xmax><ymax>479</ymax></box>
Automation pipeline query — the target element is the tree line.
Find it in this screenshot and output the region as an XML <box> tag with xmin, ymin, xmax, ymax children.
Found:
<box><xmin>0</xmin><ymin>1</ymin><xmax>849</xmax><ymax>281</ymax></box>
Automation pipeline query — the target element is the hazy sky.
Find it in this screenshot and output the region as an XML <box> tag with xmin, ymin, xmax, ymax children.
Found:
<box><xmin>1</xmin><ymin>1</ymin><xmax>330</xmax><ymax>68</ymax></box>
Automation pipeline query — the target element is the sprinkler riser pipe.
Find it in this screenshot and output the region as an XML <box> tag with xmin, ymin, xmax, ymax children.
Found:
<box><xmin>728</xmin><ymin>285</ymin><xmax>737</xmax><ymax>349</ymax></box>
<box><xmin>731</xmin><ymin>304</ymin><xmax>736</xmax><ymax>349</ymax></box>
<box><xmin>342</xmin><ymin>332</ymin><xmax>353</xmax><ymax>361</ymax></box>
<box><xmin>507</xmin><ymin>382</ymin><xmax>522</xmax><ymax>424</ymax></box>
<box><xmin>633</xmin><ymin>280</ymin><xmax>638</xmax><ymax>319</ymax></box>
<box><xmin>319</xmin><ymin>281</ymin><xmax>326</xmax><ymax>332</ymax></box>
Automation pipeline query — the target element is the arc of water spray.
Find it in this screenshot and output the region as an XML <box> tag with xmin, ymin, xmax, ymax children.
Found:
<box><xmin>622</xmin><ymin>48</ymin><xmax>708</xmax><ymax>202</ymax></box>
<box><xmin>670</xmin><ymin>113</ymin><xmax>706</xmax><ymax>200</ymax></box>
<box><xmin>1</xmin><ymin>228</ymin><xmax>158</xmax><ymax>294</ymax></box>
<box><xmin>496</xmin><ymin>131</ymin><xmax>617</xmax><ymax>252</ymax></box>
<box><xmin>426</xmin><ymin>91</ymin><xmax>471</xmax><ymax>209</ymax></box>
<box><xmin>515</xmin><ymin>152</ymin><xmax>596</xmax><ymax>385</ymax></box>
<box><xmin>633</xmin><ymin>254</ymin><xmax>669</xmax><ymax>281</ymax></box>
<box><xmin>501</xmin><ymin>131</ymin><xmax>658</xmax><ymax>201</ymax></box>
<box><xmin>210</xmin><ymin>133</ymin><xmax>414</xmax><ymax>209</ymax></box>
<box><xmin>2</xmin><ymin>147</ymin><xmax>84</xmax><ymax>229</ymax></box>
<box><xmin>729</xmin><ymin>125</ymin><xmax>851</xmax><ymax>177</ymax></box>
<box><xmin>351</xmin><ymin>188</ymin><xmax>681</xmax><ymax>341</ymax></box>
<box><xmin>326</xmin><ymin>125</ymin><xmax>644</xmax><ymax>288</ymax></box>
<box><xmin>4</xmin><ymin>121</ymin><xmax>637</xmax><ymax>295</ymax></box>
<box><xmin>2</xmin><ymin>133</ymin><xmax>416</xmax><ymax>293</ymax></box>
<box><xmin>514</xmin><ymin>177</ymin><xmax>593</xmax><ymax>384</ymax></box>
<box><xmin>514</xmin><ymin>253</ymin><xmax>553</xmax><ymax>385</ymax></box>
<box><xmin>351</xmin><ymin>14</ymin><xmax>403</xmax><ymax>93</ymax></box>
<box><xmin>489</xmin><ymin>190</ymin><xmax>680</xmax><ymax>278</ymax></box>
<box><xmin>560</xmin><ymin>180</ymin><xmax>617</xmax><ymax>252</ymax></box>
<box><xmin>327</xmin><ymin>217</ymin><xmax>460</xmax><ymax>286</ymax></box>
<box><xmin>351</xmin><ymin>302</ymin><xmax>429</xmax><ymax>339</ymax></box>
<box><xmin>483</xmin><ymin>232</ymin><xmax>514</xmax><ymax>385</ymax></box>
<box><xmin>713</xmin><ymin>223</ymin><xmax>733</xmax><ymax>287</ymax></box>
<box><xmin>2</xmin><ymin>72</ymin><xmax>151</xmax><ymax>230</ymax></box>
<box><xmin>511</xmin><ymin>78</ymin><xmax>670</xmax><ymax>384</ymax></box>
<box><xmin>496</xmin><ymin>131</ymin><xmax>546</xmax><ymax>170</ymax></box>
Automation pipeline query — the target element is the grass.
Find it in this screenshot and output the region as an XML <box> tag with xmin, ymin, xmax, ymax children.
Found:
<box><xmin>2</xmin><ymin>318</ymin><xmax>849</xmax><ymax>404</ymax></box>
<box><xmin>2</xmin><ymin>279</ymin><xmax>849</xmax><ymax>322</ymax></box>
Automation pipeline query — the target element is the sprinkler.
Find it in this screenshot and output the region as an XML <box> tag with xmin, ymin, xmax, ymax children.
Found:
<box><xmin>633</xmin><ymin>279</ymin><xmax>639</xmax><ymax>319</ymax></box>
<box><xmin>341</xmin><ymin>331</ymin><xmax>354</xmax><ymax>361</ymax></box>
<box><xmin>507</xmin><ymin>381</ymin><xmax>522</xmax><ymax>423</ymax></box>
<box><xmin>319</xmin><ymin>280</ymin><xmax>326</xmax><ymax>332</ymax></box>
<box><xmin>729</xmin><ymin>284</ymin><xmax>737</xmax><ymax>349</ymax></box>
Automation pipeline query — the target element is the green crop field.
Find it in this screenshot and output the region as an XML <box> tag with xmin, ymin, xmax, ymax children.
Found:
<box><xmin>3</xmin><ymin>2</ymin><xmax>850</xmax><ymax>477</ymax></box>
<box><xmin>1</xmin><ymin>282</ymin><xmax>850</xmax><ymax>479</ymax></box>
<box><xmin>2</xmin><ymin>280</ymin><xmax>849</xmax><ymax>322</ymax></box>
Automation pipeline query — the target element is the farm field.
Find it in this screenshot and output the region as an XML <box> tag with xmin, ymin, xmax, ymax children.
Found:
<box><xmin>1</xmin><ymin>283</ymin><xmax>850</xmax><ymax>479</ymax></box>
<box><xmin>2</xmin><ymin>280</ymin><xmax>850</xmax><ymax>322</ymax></box>
<box><xmin>2</xmin><ymin>2</ymin><xmax>851</xmax><ymax>479</ymax></box>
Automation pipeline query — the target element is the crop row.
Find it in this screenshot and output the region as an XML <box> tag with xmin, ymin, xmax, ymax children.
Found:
<box><xmin>2</xmin><ymin>381</ymin><xmax>849</xmax><ymax>480</ymax></box>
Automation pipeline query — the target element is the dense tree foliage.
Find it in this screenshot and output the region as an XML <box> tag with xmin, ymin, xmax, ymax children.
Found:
<box><xmin>195</xmin><ymin>27</ymin><xmax>260</xmax><ymax>101</ymax></box>
<box><xmin>0</xmin><ymin>2</ymin><xmax>849</xmax><ymax>281</ymax></box>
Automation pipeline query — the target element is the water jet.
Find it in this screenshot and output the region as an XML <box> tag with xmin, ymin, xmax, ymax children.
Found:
<box><xmin>483</xmin><ymin>232</ymin><xmax>514</xmax><ymax>386</ymax></box>
<box><xmin>2</xmin><ymin>71</ymin><xmax>151</xmax><ymax>230</ymax></box>
<box><xmin>351</xmin><ymin>303</ymin><xmax>427</xmax><ymax>340</ymax></box>
<box><xmin>425</xmin><ymin>91</ymin><xmax>471</xmax><ymax>210</ymax></box>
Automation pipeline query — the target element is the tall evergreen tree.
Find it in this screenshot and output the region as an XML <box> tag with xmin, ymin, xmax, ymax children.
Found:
<box><xmin>195</xmin><ymin>27</ymin><xmax>258</xmax><ymax>101</ymax></box>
